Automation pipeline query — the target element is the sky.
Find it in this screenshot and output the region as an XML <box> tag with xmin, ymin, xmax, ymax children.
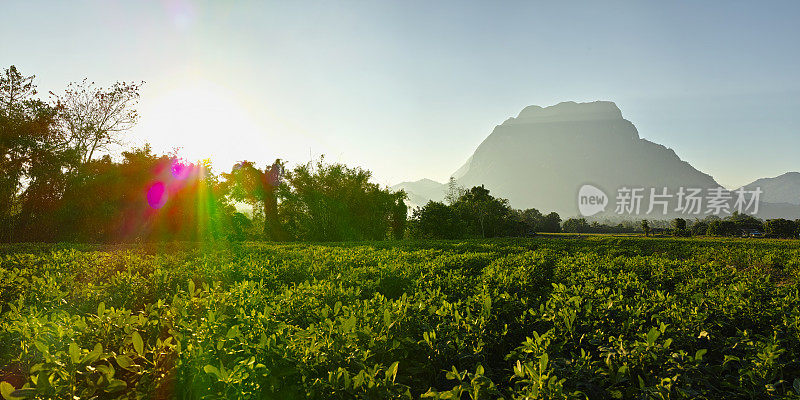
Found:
<box><xmin>2</xmin><ymin>0</ymin><xmax>799</xmax><ymax>188</ymax></box>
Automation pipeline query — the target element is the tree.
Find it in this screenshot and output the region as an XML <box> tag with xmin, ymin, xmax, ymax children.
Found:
<box><xmin>51</xmin><ymin>78</ymin><xmax>143</xmax><ymax>163</ymax></box>
<box><xmin>726</xmin><ymin>212</ymin><xmax>763</xmax><ymax>233</ymax></box>
<box><xmin>409</xmin><ymin>201</ymin><xmax>463</xmax><ymax>239</ymax></box>
<box><xmin>671</xmin><ymin>218</ymin><xmax>690</xmax><ymax>236</ymax></box>
<box><xmin>541</xmin><ymin>212</ymin><xmax>562</xmax><ymax>233</ymax></box>
<box><xmin>223</xmin><ymin>159</ymin><xmax>286</xmax><ymax>240</ymax></box>
<box><xmin>641</xmin><ymin>220</ymin><xmax>650</xmax><ymax>236</ymax></box>
<box><xmin>764</xmin><ymin>219</ymin><xmax>798</xmax><ymax>239</ymax></box>
<box><xmin>0</xmin><ymin>66</ymin><xmax>71</xmax><ymax>242</ymax></box>
<box><xmin>1</xmin><ymin>65</ymin><xmax>37</xmax><ymax>109</ymax></box>
<box><xmin>444</xmin><ymin>177</ymin><xmax>465</xmax><ymax>205</ymax></box>
<box><xmin>519</xmin><ymin>208</ymin><xmax>544</xmax><ymax>232</ymax></box>
<box><xmin>690</xmin><ymin>220</ymin><xmax>708</xmax><ymax>236</ymax></box>
<box><xmin>279</xmin><ymin>158</ymin><xmax>404</xmax><ymax>241</ymax></box>
<box><xmin>49</xmin><ymin>146</ymin><xmax>235</xmax><ymax>242</ymax></box>
<box><xmin>562</xmin><ymin>218</ymin><xmax>590</xmax><ymax>233</ymax></box>
<box><xmin>452</xmin><ymin>185</ymin><xmax>518</xmax><ymax>238</ymax></box>
<box><xmin>706</xmin><ymin>220</ymin><xmax>738</xmax><ymax>237</ymax></box>
<box><xmin>389</xmin><ymin>192</ymin><xmax>408</xmax><ymax>239</ymax></box>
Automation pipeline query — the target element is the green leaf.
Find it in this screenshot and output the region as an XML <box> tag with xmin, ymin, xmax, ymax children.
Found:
<box><xmin>421</xmin><ymin>389</ymin><xmax>438</xmax><ymax>398</ymax></box>
<box><xmin>116</xmin><ymin>354</ymin><xmax>134</xmax><ymax>369</ymax></box>
<box><xmin>8</xmin><ymin>389</ymin><xmax>35</xmax><ymax>399</ymax></box>
<box><xmin>385</xmin><ymin>361</ymin><xmax>399</xmax><ymax>382</ymax></box>
<box><xmin>33</xmin><ymin>341</ymin><xmax>48</xmax><ymax>355</ymax></box>
<box><xmin>695</xmin><ymin>349</ymin><xmax>707</xmax><ymax>362</ymax></box>
<box><xmin>226</xmin><ymin>325</ymin><xmax>240</xmax><ymax>339</ymax></box>
<box><xmin>646</xmin><ymin>327</ymin><xmax>660</xmax><ymax>345</ymax></box>
<box><xmin>539</xmin><ymin>353</ymin><xmax>549</xmax><ymax>372</ymax></box>
<box><xmin>204</xmin><ymin>365</ymin><xmax>221</xmax><ymax>379</ymax></box>
<box><xmin>513</xmin><ymin>360</ymin><xmax>525</xmax><ymax>378</ymax></box>
<box><xmin>68</xmin><ymin>342</ymin><xmax>81</xmax><ymax>364</ymax></box>
<box><xmin>188</xmin><ymin>279</ymin><xmax>195</xmax><ymax>295</ymax></box>
<box><xmin>81</xmin><ymin>343</ymin><xmax>102</xmax><ymax>364</ymax></box>
<box><xmin>383</xmin><ymin>309</ymin><xmax>392</xmax><ymax>327</ymax></box>
<box><xmin>105</xmin><ymin>379</ymin><xmax>127</xmax><ymax>393</ymax></box>
<box><xmin>132</xmin><ymin>332</ymin><xmax>144</xmax><ymax>355</ymax></box>
<box><xmin>440</xmin><ymin>391</ymin><xmax>458</xmax><ymax>399</ymax></box>
<box><xmin>341</xmin><ymin>316</ymin><xmax>357</xmax><ymax>333</ymax></box>
<box><xmin>97</xmin><ymin>302</ymin><xmax>105</xmax><ymax>316</ymax></box>
<box><xmin>96</xmin><ymin>364</ymin><xmax>115</xmax><ymax>378</ymax></box>
<box><xmin>1</xmin><ymin>381</ymin><xmax>21</xmax><ymax>400</ymax></box>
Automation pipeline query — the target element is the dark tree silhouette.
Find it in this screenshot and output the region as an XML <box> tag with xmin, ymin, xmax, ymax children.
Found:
<box><xmin>224</xmin><ymin>159</ymin><xmax>287</xmax><ymax>240</ymax></box>
<box><xmin>0</xmin><ymin>66</ymin><xmax>72</xmax><ymax>242</ymax></box>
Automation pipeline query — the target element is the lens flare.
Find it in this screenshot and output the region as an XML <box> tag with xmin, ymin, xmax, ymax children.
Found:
<box><xmin>171</xmin><ymin>160</ymin><xmax>191</xmax><ymax>180</ymax></box>
<box><xmin>147</xmin><ymin>181</ymin><xmax>168</xmax><ymax>209</ymax></box>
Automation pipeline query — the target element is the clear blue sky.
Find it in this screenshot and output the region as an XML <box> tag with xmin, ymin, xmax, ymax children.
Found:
<box><xmin>2</xmin><ymin>1</ymin><xmax>799</xmax><ymax>188</ymax></box>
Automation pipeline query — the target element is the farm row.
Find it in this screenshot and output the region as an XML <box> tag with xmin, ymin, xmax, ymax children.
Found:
<box><xmin>1</xmin><ymin>237</ymin><xmax>799</xmax><ymax>399</ymax></box>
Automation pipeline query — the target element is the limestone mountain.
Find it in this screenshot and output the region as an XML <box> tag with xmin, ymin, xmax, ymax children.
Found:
<box><xmin>450</xmin><ymin>101</ymin><xmax>719</xmax><ymax>216</ymax></box>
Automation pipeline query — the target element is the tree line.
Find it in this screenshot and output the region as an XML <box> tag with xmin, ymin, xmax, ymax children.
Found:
<box><xmin>3</xmin><ymin>65</ymin><xmax>798</xmax><ymax>243</ymax></box>
<box><xmin>562</xmin><ymin>214</ymin><xmax>799</xmax><ymax>239</ymax></box>
<box><xmin>408</xmin><ymin>180</ymin><xmax>562</xmax><ymax>239</ymax></box>
<box><xmin>671</xmin><ymin>213</ymin><xmax>800</xmax><ymax>239</ymax></box>
<box><xmin>0</xmin><ymin>66</ymin><xmax>407</xmax><ymax>243</ymax></box>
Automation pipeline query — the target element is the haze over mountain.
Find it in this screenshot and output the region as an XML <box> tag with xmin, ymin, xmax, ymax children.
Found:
<box><xmin>394</xmin><ymin>101</ymin><xmax>800</xmax><ymax>220</ymax></box>
<box><xmin>395</xmin><ymin>178</ymin><xmax>447</xmax><ymax>209</ymax></box>
<box><xmin>740</xmin><ymin>172</ymin><xmax>800</xmax><ymax>205</ymax></box>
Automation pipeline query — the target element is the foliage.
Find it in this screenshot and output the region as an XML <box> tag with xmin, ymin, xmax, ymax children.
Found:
<box><xmin>519</xmin><ymin>208</ymin><xmax>562</xmax><ymax>234</ymax></box>
<box><xmin>279</xmin><ymin>158</ymin><xmax>406</xmax><ymax>241</ymax></box>
<box><xmin>222</xmin><ymin>160</ymin><xmax>286</xmax><ymax>240</ymax></box>
<box><xmin>2</xmin><ymin>237</ymin><xmax>800</xmax><ymax>399</ymax></box>
<box><xmin>765</xmin><ymin>219</ymin><xmax>799</xmax><ymax>239</ymax></box>
<box><xmin>562</xmin><ymin>218</ymin><xmax>591</xmax><ymax>234</ymax></box>
<box><xmin>410</xmin><ymin>201</ymin><xmax>464</xmax><ymax>239</ymax></box>
<box><xmin>0</xmin><ymin>66</ymin><xmax>76</xmax><ymax>243</ymax></box>
<box><xmin>410</xmin><ymin>187</ymin><xmax>560</xmax><ymax>239</ymax></box>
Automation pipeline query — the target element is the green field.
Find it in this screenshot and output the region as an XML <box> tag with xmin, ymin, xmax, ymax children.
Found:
<box><xmin>1</xmin><ymin>237</ymin><xmax>800</xmax><ymax>399</ymax></box>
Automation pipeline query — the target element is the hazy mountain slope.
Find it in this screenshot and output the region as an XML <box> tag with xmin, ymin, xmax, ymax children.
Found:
<box><xmin>391</xmin><ymin>178</ymin><xmax>446</xmax><ymax>209</ymax></box>
<box><xmin>452</xmin><ymin>101</ymin><xmax>720</xmax><ymax>216</ymax></box>
<box><xmin>740</xmin><ymin>172</ymin><xmax>800</xmax><ymax>205</ymax></box>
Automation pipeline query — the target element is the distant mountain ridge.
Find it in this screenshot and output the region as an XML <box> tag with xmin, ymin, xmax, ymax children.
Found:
<box><xmin>394</xmin><ymin>101</ymin><xmax>800</xmax><ymax>220</ymax></box>
<box><xmin>392</xmin><ymin>178</ymin><xmax>446</xmax><ymax>210</ymax></box>
<box><xmin>740</xmin><ymin>172</ymin><xmax>800</xmax><ymax>205</ymax></box>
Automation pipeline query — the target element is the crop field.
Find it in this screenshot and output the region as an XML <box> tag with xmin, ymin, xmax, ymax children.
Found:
<box><xmin>1</xmin><ymin>237</ymin><xmax>800</xmax><ymax>399</ymax></box>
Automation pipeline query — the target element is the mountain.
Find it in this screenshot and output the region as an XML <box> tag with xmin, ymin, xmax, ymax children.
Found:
<box><xmin>740</xmin><ymin>172</ymin><xmax>800</xmax><ymax>205</ymax></box>
<box><xmin>391</xmin><ymin>178</ymin><xmax>446</xmax><ymax>210</ymax></box>
<box><xmin>397</xmin><ymin>101</ymin><xmax>800</xmax><ymax>220</ymax></box>
<box><xmin>450</xmin><ymin>101</ymin><xmax>720</xmax><ymax>216</ymax></box>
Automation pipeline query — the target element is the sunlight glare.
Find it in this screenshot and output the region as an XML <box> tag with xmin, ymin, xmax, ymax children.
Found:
<box><xmin>137</xmin><ymin>79</ymin><xmax>263</xmax><ymax>167</ymax></box>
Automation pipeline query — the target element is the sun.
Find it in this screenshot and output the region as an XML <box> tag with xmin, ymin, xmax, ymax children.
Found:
<box><xmin>136</xmin><ymin>78</ymin><xmax>263</xmax><ymax>169</ymax></box>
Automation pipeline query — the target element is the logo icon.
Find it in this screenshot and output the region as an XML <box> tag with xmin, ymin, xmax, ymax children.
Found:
<box><xmin>578</xmin><ymin>184</ymin><xmax>608</xmax><ymax>216</ymax></box>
